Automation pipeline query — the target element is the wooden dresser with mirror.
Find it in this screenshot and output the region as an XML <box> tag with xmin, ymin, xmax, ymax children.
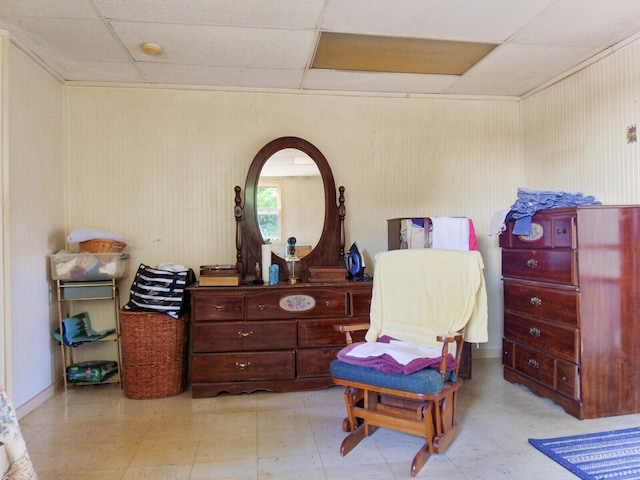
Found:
<box><xmin>188</xmin><ymin>137</ymin><xmax>373</xmax><ymax>397</ymax></box>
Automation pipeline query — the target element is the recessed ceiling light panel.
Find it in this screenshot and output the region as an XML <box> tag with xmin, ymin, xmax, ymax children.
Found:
<box><xmin>312</xmin><ymin>32</ymin><xmax>497</xmax><ymax>75</ymax></box>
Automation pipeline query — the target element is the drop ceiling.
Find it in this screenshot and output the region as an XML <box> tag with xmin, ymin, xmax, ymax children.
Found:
<box><xmin>1</xmin><ymin>0</ymin><xmax>639</xmax><ymax>97</ymax></box>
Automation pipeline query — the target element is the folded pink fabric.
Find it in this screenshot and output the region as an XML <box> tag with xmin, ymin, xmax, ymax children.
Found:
<box><xmin>337</xmin><ymin>336</ymin><xmax>458</xmax><ymax>375</ymax></box>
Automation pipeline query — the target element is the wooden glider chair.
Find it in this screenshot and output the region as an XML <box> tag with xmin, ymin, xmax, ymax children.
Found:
<box><xmin>331</xmin><ymin>249</ymin><xmax>488</xmax><ymax>477</ymax></box>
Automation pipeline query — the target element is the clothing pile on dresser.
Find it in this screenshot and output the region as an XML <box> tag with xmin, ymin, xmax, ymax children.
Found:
<box><xmin>489</xmin><ymin>187</ymin><xmax>602</xmax><ymax>236</ymax></box>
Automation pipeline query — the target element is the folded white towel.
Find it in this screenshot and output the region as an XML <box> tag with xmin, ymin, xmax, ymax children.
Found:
<box><xmin>345</xmin><ymin>340</ymin><xmax>443</xmax><ymax>365</ymax></box>
<box><xmin>431</xmin><ymin>217</ymin><xmax>469</xmax><ymax>251</ymax></box>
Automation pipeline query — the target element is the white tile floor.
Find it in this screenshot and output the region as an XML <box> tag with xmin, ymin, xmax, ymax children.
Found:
<box><xmin>18</xmin><ymin>358</ymin><xmax>640</xmax><ymax>479</ymax></box>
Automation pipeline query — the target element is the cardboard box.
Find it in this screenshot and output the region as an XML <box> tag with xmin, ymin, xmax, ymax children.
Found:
<box><xmin>199</xmin><ymin>274</ymin><xmax>241</xmax><ymax>287</ymax></box>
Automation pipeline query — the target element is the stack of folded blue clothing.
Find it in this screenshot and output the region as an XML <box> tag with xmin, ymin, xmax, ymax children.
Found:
<box><xmin>508</xmin><ymin>188</ymin><xmax>601</xmax><ymax>235</ymax></box>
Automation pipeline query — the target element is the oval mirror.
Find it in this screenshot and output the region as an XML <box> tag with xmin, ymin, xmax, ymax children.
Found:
<box><xmin>237</xmin><ymin>137</ymin><xmax>345</xmax><ymax>282</ymax></box>
<box><xmin>258</xmin><ymin>149</ymin><xmax>324</xmax><ymax>258</ymax></box>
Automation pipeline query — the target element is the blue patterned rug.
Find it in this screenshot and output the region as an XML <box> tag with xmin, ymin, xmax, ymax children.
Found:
<box><xmin>529</xmin><ymin>427</ymin><xmax>640</xmax><ymax>480</ymax></box>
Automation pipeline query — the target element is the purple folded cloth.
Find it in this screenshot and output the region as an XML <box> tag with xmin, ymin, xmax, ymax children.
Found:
<box><xmin>337</xmin><ymin>336</ymin><xmax>458</xmax><ymax>375</ymax></box>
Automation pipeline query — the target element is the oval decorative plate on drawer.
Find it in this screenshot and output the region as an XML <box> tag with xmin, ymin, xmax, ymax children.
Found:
<box><xmin>279</xmin><ymin>294</ymin><xmax>316</xmax><ymax>312</ymax></box>
<box><xmin>517</xmin><ymin>222</ymin><xmax>544</xmax><ymax>242</ymax></box>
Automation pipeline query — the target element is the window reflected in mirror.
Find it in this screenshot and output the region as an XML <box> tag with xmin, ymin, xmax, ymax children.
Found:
<box><xmin>257</xmin><ymin>181</ymin><xmax>282</xmax><ymax>242</ymax></box>
<box><xmin>259</xmin><ymin>148</ymin><xmax>324</xmax><ymax>258</ymax></box>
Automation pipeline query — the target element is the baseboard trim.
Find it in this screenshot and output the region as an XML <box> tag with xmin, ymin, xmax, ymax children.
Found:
<box><xmin>15</xmin><ymin>383</ymin><xmax>56</xmax><ymax>419</ymax></box>
<box><xmin>471</xmin><ymin>347</ymin><xmax>501</xmax><ymax>359</ymax></box>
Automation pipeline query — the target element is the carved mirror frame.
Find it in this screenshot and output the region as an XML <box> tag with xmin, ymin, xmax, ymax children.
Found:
<box><xmin>235</xmin><ymin>136</ymin><xmax>345</xmax><ymax>282</ymax></box>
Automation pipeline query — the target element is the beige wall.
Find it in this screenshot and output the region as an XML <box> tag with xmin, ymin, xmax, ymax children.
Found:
<box><xmin>66</xmin><ymin>87</ymin><xmax>522</xmax><ymax>360</ymax></box>
<box><xmin>5</xmin><ymin>39</ymin><xmax>65</xmax><ymax>407</ymax></box>
<box><xmin>521</xmin><ymin>38</ymin><xmax>640</xmax><ymax>202</ymax></box>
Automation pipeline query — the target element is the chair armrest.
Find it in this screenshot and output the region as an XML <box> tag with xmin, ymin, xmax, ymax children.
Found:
<box><xmin>435</xmin><ymin>333</ymin><xmax>464</xmax><ymax>379</ymax></box>
<box><xmin>334</xmin><ymin>323</ymin><xmax>370</xmax><ymax>345</ymax></box>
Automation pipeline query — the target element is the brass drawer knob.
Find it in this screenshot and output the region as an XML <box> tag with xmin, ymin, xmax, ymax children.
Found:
<box><xmin>256</xmin><ymin>303</ymin><xmax>267</xmax><ymax>311</ymax></box>
<box><xmin>528</xmin><ymin>358</ymin><xmax>540</xmax><ymax>369</ymax></box>
<box><xmin>213</xmin><ymin>304</ymin><xmax>225</xmax><ymax>311</ymax></box>
<box><xmin>237</xmin><ymin>330</ymin><xmax>253</xmax><ymax>338</ymax></box>
<box><xmin>526</xmin><ymin>259</ymin><xmax>538</xmax><ymax>268</ymax></box>
<box><xmin>530</xmin><ymin>296</ymin><xmax>542</xmax><ymax>307</ymax></box>
<box><xmin>235</xmin><ymin>361</ymin><xmax>251</xmax><ymax>369</ymax></box>
<box><xmin>529</xmin><ymin>327</ymin><xmax>541</xmax><ymax>337</ymax></box>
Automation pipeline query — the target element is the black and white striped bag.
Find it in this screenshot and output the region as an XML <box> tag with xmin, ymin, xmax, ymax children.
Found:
<box><xmin>124</xmin><ymin>264</ymin><xmax>195</xmax><ymax>318</ymax></box>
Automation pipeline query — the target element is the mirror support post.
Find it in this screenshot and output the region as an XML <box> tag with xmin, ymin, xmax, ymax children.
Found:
<box><xmin>234</xmin><ymin>185</ymin><xmax>244</xmax><ymax>275</ymax></box>
<box><xmin>338</xmin><ymin>186</ymin><xmax>346</xmax><ymax>260</ymax></box>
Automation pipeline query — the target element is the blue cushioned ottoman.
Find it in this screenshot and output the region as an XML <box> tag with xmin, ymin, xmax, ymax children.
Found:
<box><xmin>331</xmin><ymin>359</ymin><xmax>457</xmax><ymax>395</ymax></box>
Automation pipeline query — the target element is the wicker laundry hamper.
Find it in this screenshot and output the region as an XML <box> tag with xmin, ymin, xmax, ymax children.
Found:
<box><xmin>119</xmin><ymin>310</ymin><xmax>188</xmax><ymax>399</ymax></box>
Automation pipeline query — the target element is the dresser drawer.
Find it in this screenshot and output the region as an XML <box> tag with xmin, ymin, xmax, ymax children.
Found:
<box><xmin>504</xmin><ymin>312</ymin><xmax>579</xmax><ymax>362</ymax></box>
<box><xmin>499</xmin><ymin>212</ymin><xmax>575</xmax><ymax>249</ymax></box>
<box><xmin>191</xmin><ymin>351</ymin><xmax>295</xmax><ymax>382</ymax></box>
<box><xmin>502</xmin><ymin>338</ymin><xmax>515</xmax><ymax>368</ymax></box>
<box><xmin>503</xmin><ymin>281</ymin><xmax>579</xmax><ymax>326</ymax></box>
<box><xmin>350</xmin><ymin>287</ymin><xmax>372</xmax><ymax>316</ymax></box>
<box><xmin>513</xmin><ymin>343</ymin><xmax>555</xmax><ymax>388</ymax></box>
<box><xmin>245</xmin><ymin>288</ymin><xmax>347</xmax><ymax>319</ymax></box>
<box><xmin>298</xmin><ymin>317</ymin><xmax>368</xmax><ymax>348</ymax></box>
<box><xmin>556</xmin><ymin>358</ymin><xmax>579</xmax><ymax>399</ymax></box>
<box><xmin>191</xmin><ymin>294</ymin><xmax>244</xmax><ymax>322</ymax></box>
<box><xmin>192</xmin><ymin>320</ymin><xmax>296</xmax><ymax>353</ymax></box>
<box><xmin>502</xmin><ymin>249</ymin><xmax>577</xmax><ymax>285</ymax></box>
<box><xmin>510</xmin><ymin>343</ymin><xmax>579</xmax><ymax>399</ymax></box>
<box><xmin>297</xmin><ymin>347</ymin><xmax>342</xmax><ymax>378</ymax></box>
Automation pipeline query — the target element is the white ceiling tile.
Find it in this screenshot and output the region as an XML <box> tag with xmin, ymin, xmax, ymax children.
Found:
<box><xmin>322</xmin><ymin>0</ymin><xmax>556</xmax><ymax>43</ymax></box>
<box><xmin>444</xmin><ymin>75</ymin><xmax>543</xmax><ymax>97</ymax></box>
<box><xmin>0</xmin><ymin>17</ymin><xmax>128</xmax><ymax>63</ymax></box>
<box><xmin>111</xmin><ymin>22</ymin><xmax>316</xmax><ymax>69</ymax></box>
<box><xmin>0</xmin><ymin>0</ymin><xmax>98</xmax><ymax>18</ymax></box>
<box><xmin>303</xmin><ymin>69</ymin><xmax>458</xmax><ymax>94</ymax></box>
<box><xmin>95</xmin><ymin>0</ymin><xmax>325</xmax><ymax>28</ymax></box>
<box><xmin>513</xmin><ymin>0</ymin><xmax>640</xmax><ymax>47</ymax></box>
<box><xmin>54</xmin><ymin>61</ymin><xmax>143</xmax><ymax>83</ymax></box>
<box><xmin>139</xmin><ymin>63</ymin><xmax>305</xmax><ymax>89</ymax></box>
<box><xmin>467</xmin><ymin>43</ymin><xmax>599</xmax><ymax>80</ymax></box>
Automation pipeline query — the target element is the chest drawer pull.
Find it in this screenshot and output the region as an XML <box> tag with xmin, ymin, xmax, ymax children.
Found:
<box><xmin>235</xmin><ymin>361</ymin><xmax>251</xmax><ymax>369</ymax></box>
<box><xmin>529</xmin><ymin>327</ymin><xmax>541</xmax><ymax>337</ymax></box>
<box><xmin>529</xmin><ymin>296</ymin><xmax>542</xmax><ymax>307</ymax></box>
<box><xmin>528</xmin><ymin>358</ymin><xmax>540</xmax><ymax>369</ymax></box>
<box><xmin>212</xmin><ymin>304</ymin><xmax>225</xmax><ymax>311</ymax></box>
<box><xmin>526</xmin><ymin>259</ymin><xmax>538</xmax><ymax>269</ymax></box>
<box><xmin>557</xmin><ymin>228</ymin><xmax>567</xmax><ymax>235</ymax></box>
<box><xmin>255</xmin><ymin>304</ymin><xmax>267</xmax><ymax>311</ymax></box>
<box><xmin>237</xmin><ymin>330</ymin><xmax>254</xmax><ymax>338</ymax></box>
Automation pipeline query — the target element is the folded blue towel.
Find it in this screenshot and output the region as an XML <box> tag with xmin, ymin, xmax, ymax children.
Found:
<box><xmin>53</xmin><ymin>312</ymin><xmax>115</xmax><ymax>347</ymax></box>
<box><xmin>510</xmin><ymin>188</ymin><xmax>601</xmax><ymax>235</ymax></box>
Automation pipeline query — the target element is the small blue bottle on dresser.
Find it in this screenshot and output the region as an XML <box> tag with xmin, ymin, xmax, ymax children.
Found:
<box><xmin>269</xmin><ymin>264</ymin><xmax>279</xmax><ymax>285</ymax></box>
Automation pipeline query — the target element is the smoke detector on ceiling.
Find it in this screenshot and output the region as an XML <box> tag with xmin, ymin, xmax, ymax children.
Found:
<box><xmin>140</xmin><ymin>42</ymin><xmax>162</xmax><ymax>56</ymax></box>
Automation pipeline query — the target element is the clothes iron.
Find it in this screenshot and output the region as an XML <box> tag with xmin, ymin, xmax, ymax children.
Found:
<box><xmin>345</xmin><ymin>242</ymin><xmax>366</xmax><ymax>279</ymax></box>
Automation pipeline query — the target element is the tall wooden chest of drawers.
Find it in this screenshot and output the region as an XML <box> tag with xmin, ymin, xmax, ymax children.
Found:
<box><xmin>500</xmin><ymin>205</ymin><xmax>640</xmax><ymax>419</ymax></box>
<box><xmin>188</xmin><ymin>282</ymin><xmax>371</xmax><ymax>397</ymax></box>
